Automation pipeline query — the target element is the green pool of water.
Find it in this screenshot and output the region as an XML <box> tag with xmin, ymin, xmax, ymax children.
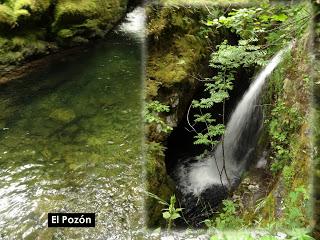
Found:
<box><xmin>0</xmin><ymin>33</ymin><xmax>143</xmax><ymax>239</ymax></box>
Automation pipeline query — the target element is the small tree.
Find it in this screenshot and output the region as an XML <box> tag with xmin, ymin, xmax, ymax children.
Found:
<box><xmin>189</xmin><ymin>39</ymin><xmax>266</xmax><ymax>187</ymax></box>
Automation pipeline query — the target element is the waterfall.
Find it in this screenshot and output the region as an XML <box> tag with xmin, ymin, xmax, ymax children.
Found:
<box><xmin>117</xmin><ymin>7</ymin><xmax>145</xmax><ymax>41</ymax></box>
<box><xmin>176</xmin><ymin>44</ymin><xmax>292</xmax><ymax>196</ymax></box>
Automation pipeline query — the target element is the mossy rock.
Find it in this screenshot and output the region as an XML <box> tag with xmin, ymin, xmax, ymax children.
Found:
<box><xmin>145</xmin><ymin>141</ymin><xmax>176</xmax><ymax>226</ymax></box>
<box><xmin>57</xmin><ymin>29</ymin><xmax>74</xmax><ymax>39</ymax></box>
<box><xmin>53</xmin><ymin>0</ymin><xmax>97</xmax><ymax>29</ymax></box>
<box><xmin>53</xmin><ymin>0</ymin><xmax>128</xmax><ymax>45</ymax></box>
<box><xmin>0</xmin><ymin>0</ymin><xmax>130</xmax><ymax>65</ymax></box>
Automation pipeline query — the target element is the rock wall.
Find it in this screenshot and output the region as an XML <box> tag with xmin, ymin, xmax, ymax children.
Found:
<box><xmin>145</xmin><ymin>4</ymin><xmax>224</xmax><ymax>226</ymax></box>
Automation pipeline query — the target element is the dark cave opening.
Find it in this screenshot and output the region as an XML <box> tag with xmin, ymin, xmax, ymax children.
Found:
<box><xmin>165</xmin><ymin>67</ymin><xmax>255</xmax><ymax>176</ymax></box>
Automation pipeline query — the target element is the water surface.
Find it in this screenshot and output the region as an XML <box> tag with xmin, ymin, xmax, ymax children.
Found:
<box><xmin>0</xmin><ymin>20</ymin><xmax>144</xmax><ymax>239</ymax></box>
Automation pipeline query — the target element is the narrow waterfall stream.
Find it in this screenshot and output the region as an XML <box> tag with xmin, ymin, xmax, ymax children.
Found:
<box><xmin>174</xmin><ymin>44</ymin><xmax>293</xmax><ymax>218</ymax></box>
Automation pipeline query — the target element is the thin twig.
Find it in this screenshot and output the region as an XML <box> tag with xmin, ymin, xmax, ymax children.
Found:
<box><xmin>260</xmin><ymin>18</ymin><xmax>310</xmax><ymax>50</ymax></box>
<box><xmin>189</xmin><ymin>73</ymin><xmax>213</xmax><ymax>82</ymax></box>
<box><xmin>222</xmin><ymin>70</ymin><xmax>231</xmax><ymax>188</ymax></box>
<box><xmin>177</xmin><ymin>197</ymin><xmax>192</xmax><ymax>228</ymax></box>
<box><xmin>204</xmin><ymin>3</ymin><xmax>212</xmax><ymax>15</ymax></box>
<box><xmin>213</xmin><ymin>152</ymin><xmax>224</xmax><ymax>187</ymax></box>
<box><xmin>186</xmin><ymin>103</ymin><xmax>198</xmax><ymax>134</ymax></box>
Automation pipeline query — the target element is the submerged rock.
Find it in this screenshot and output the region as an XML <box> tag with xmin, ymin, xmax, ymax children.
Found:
<box><xmin>49</xmin><ymin>108</ymin><xmax>76</xmax><ymax>123</ymax></box>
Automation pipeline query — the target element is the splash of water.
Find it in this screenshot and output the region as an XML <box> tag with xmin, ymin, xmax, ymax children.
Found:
<box><xmin>118</xmin><ymin>7</ymin><xmax>145</xmax><ymax>41</ymax></box>
<box><xmin>177</xmin><ymin>44</ymin><xmax>292</xmax><ymax>196</ymax></box>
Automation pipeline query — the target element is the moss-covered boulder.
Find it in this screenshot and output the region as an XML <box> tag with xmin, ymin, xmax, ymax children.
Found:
<box><xmin>53</xmin><ymin>0</ymin><xmax>128</xmax><ymax>45</ymax></box>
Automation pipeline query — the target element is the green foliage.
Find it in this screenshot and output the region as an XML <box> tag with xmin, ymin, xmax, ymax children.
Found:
<box><xmin>207</xmin><ymin>6</ymin><xmax>287</xmax><ymax>40</ymax></box>
<box><xmin>147</xmin><ymin>100</ymin><xmax>170</xmax><ymax>113</ymax></box>
<box><xmin>207</xmin><ymin>200</ymin><xmax>244</xmax><ymax>230</ymax></box>
<box><xmin>146</xmin><ymin>141</ymin><xmax>166</xmax><ymax>157</ymax></box>
<box><xmin>193</xmin><ymin>124</ymin><xmax>225</xmax><ymax>146</ymax></box>
<box><xmin>196</xmin><ymin>2</ymin><xmax>311</xmax><ymax>233</ymax></box>
<box><xmin>210</xmin><ymin>232</ymin><xmax>254</xmax><ymax>240</ymax></box>
<box><xmin>208</xmin><ymin>230</ymin><xmax>315</xmax><ymax>240</ymax></box>
<box><xmin>266</xmin><ymin>100</ymin><xmax>302</xmax><ymax>173</ymax></box>
<box><xmin>210</xmin><ymin>39</ymin><xmax>267</xmax><ymax>68</ymax></box>
<box><xmin>282</xmin><ymin>186</ymin><xmax>309</xmax><ymax>229</ymax></box>
<box><xmin>0</xmin><ymin>0</ymin><xmax>52</xmax><ymax>27</ymax></box>
<box><xmin>288</xmin><ymin>228</ymin><xmax>314</xmax><ymax>240</ymax></box>
<box><xmin>147</xmin><ymin>193</ymin><xmax>183</xmax><ymax>231</ymax></box>
<box><xmin>145</xmin><ymin>101</ymin><xmax>173</xmax><ymax>134</ymax></box>
<box><xmin>53</xmin><ymin>0</ymin><xmax>127</xmax><ymax>44</ymax></box>
<box><xmin>206</xmin><ymin>3</ymin><xmax>310</xmax><ymax>49</ymax></box>
<box><xmin>0</xmin><ymin>4</ymin><xmax>15</xmax><ymax>26</ymax></box>
<box><xmin>162</xmin><ymin>195</ymin><xmax>183</xmax><ymax>230</ymax></box>
<box><xmin>160</xmin><ymin>0</ymin><xmax>265</xmax><ymax>4</ymax></box>
<box><xmin>258</xmin><ymin>236</ymin><xmax>277</xmax><ymax>240</ymax></box>
<box><xmin>53</xmin><ymin>0</ymin><xmax>97</xmax><ymax>29</ymax></box>
<box><xmin>282</xmin><ymin>165</ymin><xmax>294</xmax><ymax>188</ymax></box>
<box><xmin>147</xmin><ymin>5</ymin><xmax>218</xmax><ymax>89</ymax></box>
<box><xmin>191</xmin><ymin>38</ymin><xmax>266</xmax><ymax>150</ymax></box>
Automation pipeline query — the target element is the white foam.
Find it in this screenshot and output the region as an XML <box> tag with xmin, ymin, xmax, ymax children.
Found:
<box><xmin>118</xmin><ymin>7</ymin><xmax>145</xmax><ymax>40</ymax></box>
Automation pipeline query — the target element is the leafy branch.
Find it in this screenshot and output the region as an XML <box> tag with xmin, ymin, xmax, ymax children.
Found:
<box><xmin>145</xmin><ymin>100</ymin><xmax>173</xmax><ymax>133</ymax></box>
<box><xmin>188</xmin><ymin>38</ymin><xmax>267</xmax><ymax>188</ymax></box>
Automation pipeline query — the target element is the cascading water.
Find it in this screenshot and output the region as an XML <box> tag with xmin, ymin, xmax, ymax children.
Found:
<box><xmin>117</xmin><ymin>6</ymin><xmax>145</xmax><ymax>41</ymax></box>
<box><xmin>174</xmin><ymin>44</ymin><xmax>293</xmax><ymax>213</ymax></box>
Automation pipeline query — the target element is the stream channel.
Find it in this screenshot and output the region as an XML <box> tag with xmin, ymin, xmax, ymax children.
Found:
<box><xmin>0</xmin><ymin>7</ymin><xmax>145</xmax><ymax>240</ymax></box>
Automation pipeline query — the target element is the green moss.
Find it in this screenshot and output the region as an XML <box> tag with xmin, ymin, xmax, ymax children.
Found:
<box><xmin>0</xmin><ymin>4</ymin><xmax>15</xmax><ymax>26</ymax></box>
<box><xmin>53</xmin><ymin>0</ymin><xmax>128</xmax><ymax>45</ymax></box>
<box><xmin>0</xmin><ymin>31</ymin><xmax>49</xmax><ymax>65</ymax></box>
<box><xmin>146</xmin><ymin>80</ymin><xmax>161</xmax><ymax>98</ymax></box>
<box><xmin>0</xmin><ymin>0</ymin><xmax>129</xmax><ymax>65</ymax></box>
<box><xmin>0</xmin><ymin>0</ymin><xmax>53</xmax><ymax>27</ymax></box>
<box><xmin>57</xmin><ymin>28</ymin><xmax>74</xmax><ymax>39</ymax></box>
<box><xmin>53</xmin><ymin>0</ymin><xmax>97</xmax><ymax>30</ymax></box>
<box><xmin>13</xmin><ymin>0</ymin><xmax>52</xmax><ymax>12</ymax></box>
<box><xmin>146</xmin><ymin>141</ymin><xmax>175</xmax><ymax>226</ymax></box>
<box><xmin>147</xmin><ymin>5</ymin><xmax>219</xmax><ymax>92</ymax></box>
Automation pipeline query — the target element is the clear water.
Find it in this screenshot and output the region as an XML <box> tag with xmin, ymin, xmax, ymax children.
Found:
<box><xmin>0</xmin><ymin>29</ymin><xmax>144</xmax><ymax>239</ymax></box>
